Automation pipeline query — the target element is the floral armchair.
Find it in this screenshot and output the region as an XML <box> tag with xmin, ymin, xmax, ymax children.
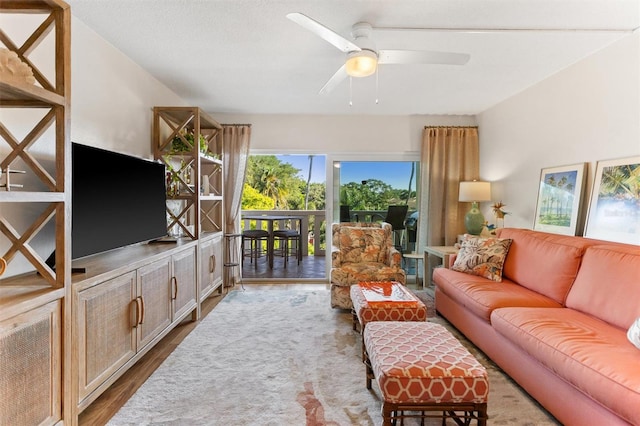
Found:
<box><xmin>330</xmin><ymin>222</ymin><xmax>406</xmax><ymax>309</ymax></box>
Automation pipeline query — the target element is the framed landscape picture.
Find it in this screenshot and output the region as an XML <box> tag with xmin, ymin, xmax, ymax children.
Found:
<box><xmin>585</xmin><ymin>156</ymin><xmax>640</xmax><ymax>245</ymax></box>
<box><xmin>534</xmin><ymin>163</ymin><xmax>587</xmax><ymax>235</ymax></box>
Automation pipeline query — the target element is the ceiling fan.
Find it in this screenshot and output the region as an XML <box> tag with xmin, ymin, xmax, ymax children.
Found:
<box><xmin>286</xmin><ymin>12</ymin><xmax>470</xmax><ymax>95</ymax></box>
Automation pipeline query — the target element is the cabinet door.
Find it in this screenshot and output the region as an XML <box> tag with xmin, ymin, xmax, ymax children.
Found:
<box><xmin>0</xmin><ymin>300</ymin><xmax>62</xmax><ymax>426</ymax></box>
<box><xmin>172</xmin><ymin>246</ymin><xmax>197</xmax><ymax>321</ymax></box>
<box><xmin>76</xmin><ymin>271</ymin><xmax>137</xmax><ymax>402</ymax></box>
<box><xmin>137</xmin><ymin>258</ymin><xmax>172</xmax><ymax>349</ymax></box>
<box><xmin>200</xmin><ymin>235</ymin><xmax>223</xmax><ymax>300</ymax></box>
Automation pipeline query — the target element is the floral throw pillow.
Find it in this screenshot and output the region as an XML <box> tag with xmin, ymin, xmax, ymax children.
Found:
<box><xmin>451</xmin><ymin>235</ymin><xmax>513</xmax><ymax>282</ymax></box>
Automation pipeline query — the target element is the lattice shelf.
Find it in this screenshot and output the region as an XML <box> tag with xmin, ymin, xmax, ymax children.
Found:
<box><xmin>1</xmin><ymin>0</ymin><xmax>70</xmax><ymax>287</ymax></box>
<box><xmin>153</xmin><ymin>107</ymin><xmax>223</xmax><ymax>239</ymax></box>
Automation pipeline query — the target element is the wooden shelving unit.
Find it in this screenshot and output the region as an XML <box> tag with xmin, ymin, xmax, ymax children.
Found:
<box><xmin>153</xmin><ymin>106</ymin><xmax>225</xmax><ymax>305</ymax></box>
<box><xmin>153</xmin><ymin>106</ymin><xmax>224</xmax><ymax>239</ymax></box>
<box><xmin>0</xmin><ymin>1</ymin><xmax>71</xmax><ymax>425</ymax></box>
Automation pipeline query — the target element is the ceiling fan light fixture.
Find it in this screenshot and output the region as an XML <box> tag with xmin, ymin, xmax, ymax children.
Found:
<box><xmin>345</xmin><ymin>50</ymin><xmax>377</xmax><ymax>77</ymax></box>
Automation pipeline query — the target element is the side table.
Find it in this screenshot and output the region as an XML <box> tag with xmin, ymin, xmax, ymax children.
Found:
<box><xmin>402</xmin><ymin>252</ymin><xmax>424</xmax><ymax>286</ymax></box>
<box><xmin>423</xmin><ymin>246</ymin><xmax>459</xmax><ymax>288</ymax></box>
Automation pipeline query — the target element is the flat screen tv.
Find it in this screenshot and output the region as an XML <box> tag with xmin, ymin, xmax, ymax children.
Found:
<box><xmin>70</xmin><ymin>142</ymin><xmax>168</xmax><ymax>260</ymax></box>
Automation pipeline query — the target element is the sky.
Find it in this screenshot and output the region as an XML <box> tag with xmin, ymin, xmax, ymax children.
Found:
<box><xmin>275</xmin><ymin>155</ymin><xmax>415</xmax><ymax>190</ymax></box>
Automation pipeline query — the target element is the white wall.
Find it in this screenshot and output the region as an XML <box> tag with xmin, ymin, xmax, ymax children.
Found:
<box><xmin>477</xmin><ymin>31</ymin><xmax>640</xmax><ymax>234</ymax></box>
<box><xmin>213</xmin><ymin>113</ymin><xmax>475</xmax><ymax>155</ymax></box>
<box><xmin>71</xmin><ymin>17</ymin><xmax>186</xmax><ymax>159</ymax></box>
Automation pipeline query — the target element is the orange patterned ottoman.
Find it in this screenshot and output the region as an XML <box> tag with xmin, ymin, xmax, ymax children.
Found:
<box><xmin>350</xmin><ymin>282</ymin><xmax>427</xmax><ymax>333</ymax></box>
<box><xmin>363</xmin><ymin>321</ymin><xmax>488</xmax><ymax>426</ymax></box>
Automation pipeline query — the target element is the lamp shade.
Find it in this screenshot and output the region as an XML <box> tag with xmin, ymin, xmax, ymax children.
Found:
<box><xmin>345</xmin><ymin>50</ymin><xmax>377</xmax><ymax>77</ymax></box>
<box><xmin>459</xmin><ymin>181</ymin><xmax>492</xmax><ymax>202</ymax></box>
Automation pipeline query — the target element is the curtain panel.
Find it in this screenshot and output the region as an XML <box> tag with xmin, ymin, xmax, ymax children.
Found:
<box><xmin>417</xmin><ymin>126</ymin><xmax>479</xmax><ymax>251</ymax></box>
<box><xmin>222</xmin><ymin>124</ymin><xmax>251</xmax><ymax>233</ymax></box>
<box><xmin>222</xmin><ymin>124</ymin><xmax>251</xmax><ymax>283</ymax></box>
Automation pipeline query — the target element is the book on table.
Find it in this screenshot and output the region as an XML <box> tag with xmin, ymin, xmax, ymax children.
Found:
<box><xmin>358</xmin><ymin>281</ymin><xmax>419</xmax><ymax>305</ymax></box>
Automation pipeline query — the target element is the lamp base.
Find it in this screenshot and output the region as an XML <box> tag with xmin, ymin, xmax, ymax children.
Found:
<box><xmin>464</xmin><ymin>202</ymin><xmax>485</xmax><ymax>235</ymax></box>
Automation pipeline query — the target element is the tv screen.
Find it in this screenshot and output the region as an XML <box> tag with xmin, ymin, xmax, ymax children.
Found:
<box><xmin>71</xmin><ymin>142</ymin><xmax>168</xmax><ymax>260</ymax></box>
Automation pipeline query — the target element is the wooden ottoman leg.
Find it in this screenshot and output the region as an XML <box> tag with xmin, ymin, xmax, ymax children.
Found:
<box><xmin>478</xmin><ymin>403</ymin><xmax>488</xmax><ymax>426</ymax></box>
<box><xmin>351</xmin><ymin>308</ymin><xmax>358</xmax><ymax>331</ymax></box>
<box><xmin>364</xmin><ymin>346</ymin><xmax>373</xmax><ymax>390</ymax></box>
<box><xmin>381</xmin><ymin>403</ymin><xmax>394</xmax><ymax>426</ymax></box>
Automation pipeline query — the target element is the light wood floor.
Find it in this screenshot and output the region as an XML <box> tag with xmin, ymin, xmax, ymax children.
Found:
<box><xmin>78</xmin><ymin>283</ymin><xmax>330</xmax><ymax>426</ymax></box>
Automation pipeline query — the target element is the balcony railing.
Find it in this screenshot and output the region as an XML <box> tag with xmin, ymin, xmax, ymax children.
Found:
<box><xmin>239</xmin><ymin>208</ymin><xmax>417</xmax><ymax>258</ymax></box>
<box><xmin>240</xmin><ymin>210</ymin><xmax>326</xmax><ymax>256</ymax></box>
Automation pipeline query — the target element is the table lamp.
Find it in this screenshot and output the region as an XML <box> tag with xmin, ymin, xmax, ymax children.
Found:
<box><xmin>459</xmin><ymin>181</ymin><xmax>492</xmax><ymax>235</ymax></box>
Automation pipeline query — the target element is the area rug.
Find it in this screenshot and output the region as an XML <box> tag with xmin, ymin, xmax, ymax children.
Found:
<box><xmin>107</xmin><ymin>288</ymin><xmax>559</xmax><ymax>425</ymax></box>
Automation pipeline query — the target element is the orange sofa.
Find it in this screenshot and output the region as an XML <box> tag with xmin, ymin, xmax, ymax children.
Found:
<box><xmin>433</xmin><ymin>228</ymin><xmax>640</xmax><ymax>425</ymax></box>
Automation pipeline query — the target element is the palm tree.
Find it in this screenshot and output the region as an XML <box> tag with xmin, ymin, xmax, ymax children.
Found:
<box><xmin>262</xmin><ymin>167</ymin><xmax>287</xmax><ymax>209</ymax></box>
<box><xmin>600</xmin><ymin>164</ymin><xmax>639</xmax><ymax>198</ymax></box>
<box><xmin>404</xmin><ymin>162</ymin><xmax>415</xmax><ymax>205</ymax></box>
<box><xmin>304</xmin><ymin>155</ymin><xmax>313</xmax><ymax>210</ymax></box>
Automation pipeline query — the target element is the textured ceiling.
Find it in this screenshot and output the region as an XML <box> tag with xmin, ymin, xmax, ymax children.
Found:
<box><xmin>66</xmin><ymin>0</ymin><xmax>639</xmax><ymax>115</ymax></box>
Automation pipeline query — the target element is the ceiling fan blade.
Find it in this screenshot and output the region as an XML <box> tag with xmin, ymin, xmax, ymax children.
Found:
<box><xmin>378</xmin><ymin>50</ymin><xmax>470</xmax><ymax>66</ymax></box>
<box><xmin>287</xmin><ymin>12</ymin><xmax>361</xmax><ymax>53</ymax></box>
<box><xmin>319</xmin><ymin>65</ymin><xmax>348</xmax><ymax>95</ymax></box>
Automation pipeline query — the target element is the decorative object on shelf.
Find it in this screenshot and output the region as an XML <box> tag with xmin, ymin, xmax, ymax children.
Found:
<box><xmin>201</xmin><ymin>175</ymin><xmax>210</xmax><ymax>195</ymax></box>
<box><xmin>0</xmin><ymin>167</ymin><xmax>26</xmax><ymax>191</ymax></box>
<box><xmin>0</xmin><ymin>48</ymin><xmax>36</xmax><ymax>85</ymax></box>
<box><xmin>458</xmin><ymin>180</ymin><xmax>492</xmax><ymax>235</ymax></box>
<box><xmin>585</xmin><ymin>156</ymin><xmax>640</xmax><ymax>245</ymax></box>
<box><xmin>534</xmin><ymin>163</ymin><xmax>587</xmax><ymax>236</ymax></box>
<box><xmin>171</xmin><ymin>128</ymin><xmax>210</xmax><ymax>155</ymax></box>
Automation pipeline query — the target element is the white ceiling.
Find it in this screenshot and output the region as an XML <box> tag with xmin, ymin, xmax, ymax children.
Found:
<box><xmin>66</xmin><ymin>0</ymin><xmax>639</xmax><ymax>116</ymax></box>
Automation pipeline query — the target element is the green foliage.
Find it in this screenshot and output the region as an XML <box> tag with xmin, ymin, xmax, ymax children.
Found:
<box><xmin>244</xmin><ymin>155</ymin><xmax>321</xmax><ymax>210</ymax></box>
<box><xmin>241</xmin><ymin>183</ymin><xmax>274</xmax><ymax>210</ymax></box>
<box><xmin>246</xmin><ymin>156</ymin><xmax>299</xmax><ymax>209</ymax></box>
<box><xmin>340</xmin><ymin>179</ymin><xmax>397</xmax><ymax>210</ymax></box>
<box><xmin>242</xmin><ymin>155</ymin><xmax>413</xmax><ymax>214</ymax></box>
<box><xmin>171</xmin><ymin>129</ymin><xmax>209</xmax><ymax>155</ymax></box>
<box><xmin>306</xmin><ymin>183</ymin><xmax>326</xmax><ymax>210</ymax></box>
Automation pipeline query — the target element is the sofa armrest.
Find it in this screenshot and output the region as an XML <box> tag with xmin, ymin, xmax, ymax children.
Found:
<box><xmin>331</xmin><ymin>245</ymin><xmax>342</xmax><ymax>267</ymax></box>
<box><xmin>388</xmin><ymin>247</ymin><xmax>403</xmax><ymax>268</ymax></box>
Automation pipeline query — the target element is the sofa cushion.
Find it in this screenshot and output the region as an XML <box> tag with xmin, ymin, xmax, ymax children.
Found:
<box><xmin>338</xmin><ymin>227</ymin><xmax>388</xmax><ymax>263</ymax></box>
<box><xmin>434</xmin><ymin>268</ymin><xmax>561</xmax><ymax>321</ymax></box>
<box><xmin>330</xmin><ymin>262</ymin><xmax>405</xmax><ymax>286</ymax></box>
<box><xmin>565</xmin><ymin>244</ymin><xmax>640</xmax><ymax>330</ymax></box>
<box><xmin>451</xmin><ymin>235</ymin><xmax>512</xmax><ymax>282</ymax></box>
<box><xmin>491</xmin><ymin>307</ymin><xmax>640</xmax><ymax>425</ymax></box>
<box><xmin>496</xmin><ymin>228</ymin><xmax>591</xmax><ymax>304</ymax></box>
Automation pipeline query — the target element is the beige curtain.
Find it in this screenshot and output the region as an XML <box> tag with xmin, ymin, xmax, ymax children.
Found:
<box><xmin>417</xmin><ymin>126</ymin><xmax>479</xmax><ymax>250</ymax></box>
<box><xmin>222</xmin><ymin>124</ymin><xmax>251</xmax><ymax>233</ymax></box>
<box><xmin>222</xmin><ymin>124</ymin><xmax>251</xmax><ymax>283</ymax></box>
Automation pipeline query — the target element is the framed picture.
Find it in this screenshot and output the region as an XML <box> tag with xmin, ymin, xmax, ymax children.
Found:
<box><xmin>534</xmin><ymin>163</ymin><xmax>587</xmax><ymax>235</ymax></box>
<box><xmin>585</xmin><ymin>156</ymin><xmax>640</xmax><ymax>245</ymax></box>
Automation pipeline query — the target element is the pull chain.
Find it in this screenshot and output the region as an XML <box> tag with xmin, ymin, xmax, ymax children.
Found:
<box><xmin>349</xmin><ymin>76</ymin><xmax>353</xmax><ymax>107</ymax></box>
<box><xmin>375</xmin><ymin>67</ymin><xmax>379</xmax><ymax>104</ymax></box>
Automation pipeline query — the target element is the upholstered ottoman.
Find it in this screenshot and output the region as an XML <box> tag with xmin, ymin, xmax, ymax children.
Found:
<box><xmin>350</xmin><ymin>281</ymin><xmax>427</xmax><ymax>333</ymax></box>
<box><xmin>363</xmin><ymin>321</ymin><xmax>489</xmax><ymax>426</ymax></box>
